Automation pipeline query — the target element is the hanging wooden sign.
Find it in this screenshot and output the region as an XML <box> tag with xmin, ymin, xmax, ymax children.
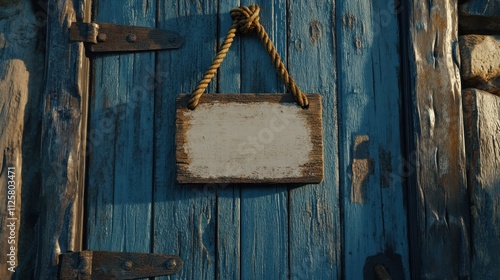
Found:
<box><xmin>175</xmin><ymin>94</ymin><xmax>323</xmax><ymax>184</ymax></box>
<box><xmin>175</xmin><ymin>5</ymin><xmax>323</xmax><ymax>184</ymax></box>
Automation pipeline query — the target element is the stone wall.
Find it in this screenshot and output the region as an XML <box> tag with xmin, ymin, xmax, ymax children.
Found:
<box><xmin>459</xmin><ymin>1</ymin><xmax>500</xmax><ymax>279</ymax></box>
<box><xmin>459</xmin><ymin>0</ymin><xmax>500</xmax><ymax>96</ymax></box>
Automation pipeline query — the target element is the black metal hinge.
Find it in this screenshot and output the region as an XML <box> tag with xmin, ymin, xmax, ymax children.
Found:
<box><xmin>59</xmin><ymin>251</ymin><xmax>183</xmax><ymax>279</ymax></box>
<box><xmin>69</xmin><ymin>22</ymin><xmax>184</xmax><ymax>52</ymax></box>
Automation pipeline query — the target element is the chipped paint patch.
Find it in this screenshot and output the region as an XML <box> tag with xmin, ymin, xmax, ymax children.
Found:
<box><xmin>351</xmin><ymin>135</ymin><xmax>374</xmax><ymax>203</ymax></box>
<box><xmin>309</xmin><ymin>20</ymin><xmax>322</xmax><ymax>43</ymax></box>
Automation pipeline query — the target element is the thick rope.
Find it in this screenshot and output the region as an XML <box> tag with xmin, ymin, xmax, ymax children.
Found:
<box><xmin>188</xmin><ymin>4</ymin><xmax>309</xmax><ymax>109</ymax></box>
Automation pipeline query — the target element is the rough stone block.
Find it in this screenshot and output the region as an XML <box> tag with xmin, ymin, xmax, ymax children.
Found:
<box><xmin>459</xmin><ymin>0</ymin><xmax>500</xmax><ymax>34</ymax></box>
<box><xmin>460</xmin><ymin>35</ymin><xmax>500</xmax><ymax>96</ymax></box>
<box><xmin>459</xmin><ymin>0</ymin><xmax>500</xmax><ymax>17</ymax></box>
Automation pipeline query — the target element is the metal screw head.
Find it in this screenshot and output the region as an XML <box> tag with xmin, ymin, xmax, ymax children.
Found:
<box><xmin>97</xmin><ymin>33</ymin><xmax>107</xmax><ymax>42</ymax></box>
<box><xmin>123</xmin><ymin>261</ymin><xmax>133</xmax><ymax>271</ymax></box>
<box><xmin>127</xmin><ymin>33</ymin><xmax>137</xmax><ymax>43</ymax></box>
<box><xmin>165</xmin><ymin>259</ymin><xmax>177</xmax><ymax>270</ymax></box>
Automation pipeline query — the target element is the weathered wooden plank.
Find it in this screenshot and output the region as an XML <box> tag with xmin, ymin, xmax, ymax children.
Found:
<box><xmin>459</xmin><ymin>35</ymin><xmax>500</xmax><ymax>96</ymax></box>
<box><xmin>286</xmin><ymin>1</ymin><xmax>341</xmax><ymax>279</ymax></box>
<box><xmin>36</xmin><ymin>0</ymin><xmax>91</xmax><ymax>278</ymax></box>
<box><xmin>406</xmin><ymin>0</ymin><xmax>470</xmax><ymax>278</ymax></box>
<box><xmin>237</xmin><ymin>1</ymin><xmax>289</xmax><ymax>279</ymax></box>
<box><xmin>176</xmin><ymin>94</ymin><xmax>323</xmax><ymax>184</ymax></box>
<box><xmin>337</xmin><ymin>0</ymin><xmax>410</xmax><ymax>278</ymax></box>
<box><xmin>215</xmin><ymin>2</ymin><xmax>243</xmax><ymax>279</ymax></box>
<box><xmin>85</xmin><ymin>0</ymin><xmax>156</xmax><ymax>256</ymax></box>
<box><xmin>463</xmin><ymin>88</ymin><xmax>500</xmax><ymax>279</ymax></box>
<box><xmin>0</xmin><ymin>60</ymin><xmax>28</xmax><ymax>278</ymax></box>
<box><xmin>153</xmin><ymin>1</ymin><xmax>217</xmax><ymax>279</ymax></box>
<box><xmin>0</xmin><ymin>2</ymin><xmax>44</xmax><ymax>278</ymax></box>
<box><xmin>1</xmin><ymin>1</ymin><xmax>70</xmax><ymax>278</ymax></box>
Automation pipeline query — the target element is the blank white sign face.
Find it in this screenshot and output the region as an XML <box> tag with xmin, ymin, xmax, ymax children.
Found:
<box><xmin>176</xmin><ymin>94</ymin><xmax>324</xmax><ymax>184</ymax></box>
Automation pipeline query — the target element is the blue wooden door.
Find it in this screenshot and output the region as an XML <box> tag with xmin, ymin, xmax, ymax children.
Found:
<box><xmin>85</xmin><ymin>0</ymin><xmax>409</xmax><ymax>279</ymax></box>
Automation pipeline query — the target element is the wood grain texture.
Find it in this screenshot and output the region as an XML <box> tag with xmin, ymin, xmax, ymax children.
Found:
<box><xmin>0</xmin><ymin>60</ymin><xmax>28</xmax><ymax>278</ymax></box>
<box><xmin>176</xmin><ymin>94</ymin><xmax>323</xmax><ymax>184</ymax></box>
<box><xmin>216</xmin><ymin>2</ymin><xmax>242</xmax><ymax>279</ymax></box>
<box><xmin>85</xmin><ymin>0</ymin><xmax>156</xmax><ymax>258</ymax></box>
<box><xmin>337</xmin><ymin>0</ymin><xmax>410</xmax><ymax>278</ymax></box>
<box><xmin>77</xmin><ymin>1</ymin><xmax>422</xmax><ymax>279</ymax></box>
<box><xmin>0</xmin><ymin>2</ymin><xmax>42</xmax><ymax>278</ymax></box>
<box><xmin>287</xmin><ymin>1</ymin><xmax>341</xmax><ymax>279</ymax></box>
<box><xmin>407</xmin><ymin>0</ymin><xmax>470</xmax><ymax>278</ymax></box>
<box><xmin>237</xmin><ymin>1</ymin><xmax>289</xmax><ymax>278</ymax></box>
<box><xmin>36</xmin><ymin>0</ymin><xmax>91</xmax><ymax>278</ymax></box>
<box><xmin>1</xmin><ymin>1</ymin><xmax>56</xmax><ymax>278</ymax></box>
<box><xmin>463</xmin><ymin>89</ymin><xmax>500</xmax><ymax>279</ymax></box>
<box><xmin>153</xmin><ymin>1</ymin><xmax>217</xmax><ymax>279</ymax></box>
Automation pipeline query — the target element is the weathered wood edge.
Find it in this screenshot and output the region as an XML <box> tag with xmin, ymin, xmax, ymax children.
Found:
<box><xmin>175</xmin><ymin>94</ymin><xmax>324</xmax><ymax>184</ymax></box>
<box><xmin>36</xmin><ymin>0</ymin><xmax>91</xmax><ymax>278</ymax></box>
<box><xmin>0</xmin><ymin>61</ymin><xmax>28</xmax><ymax>278</ymax></box>
<box><xmin>76</xmin><ymin>0</ymin><xmax>91</xmax><ymax>264</ymax></box>
<box><xmin>153</xmin><ymin>2</ymin><xmax>218</xmax><ymax>278</ymax></box>
<box><xmin>463</xmin><ymin>88</ymin><xmax>500</xmax><ymax>279</ymax></box>
<box><xmin>0</xmin><ymin>1</ymin><xmax>39</xmax><ymax>278</ymax></box>
<box><xmin>287</xmin><ymin>1</ymin><xmax>341</xmax><ymax>278</ymax></box>
<box><xmin>406</xmin><ymin>0</ymin><xmax>470</xmax><ymax>278</ymax></box>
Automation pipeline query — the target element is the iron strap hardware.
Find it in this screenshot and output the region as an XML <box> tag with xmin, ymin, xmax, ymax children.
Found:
<box><xmin>69</xmin><ymin>22</ymin><xmax>184</xmax><ymax>52</ymax></box>
<box><xmin>59</xmin><ymin>251</ymin><xmax>183</xmax><ymax>279</ymax></box>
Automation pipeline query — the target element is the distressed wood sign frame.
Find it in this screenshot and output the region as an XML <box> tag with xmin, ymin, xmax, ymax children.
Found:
<box><xmin>176</xmin><ymin>94</ymin><xmax>324</xmax><ymax>184</ymax></box>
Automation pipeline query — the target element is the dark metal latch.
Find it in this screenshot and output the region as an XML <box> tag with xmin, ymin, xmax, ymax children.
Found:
<box><xmin>363</xmin><ymin>252</ymin><xmax>404</xmax><ymax>280</ymax></box>
<box><xmin>69</xmin><ymin>22</ymin><xmax>184</xmax><ymax>52</ymax></box>
<box><xmin>59</xmin><ymin>251</ymin><xmax>183</xmax><ymax>279</ymax></box>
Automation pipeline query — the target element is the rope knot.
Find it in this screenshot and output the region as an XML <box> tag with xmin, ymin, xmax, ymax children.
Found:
<box><xmin>230</xmin><ymin>5</ymin><xmax>261</xmax><ymax>34</ymax></box>
<box><xmin>188</xmin><ymin>4</ymin><xmax>309</xmax><ymax>110</ymax></box>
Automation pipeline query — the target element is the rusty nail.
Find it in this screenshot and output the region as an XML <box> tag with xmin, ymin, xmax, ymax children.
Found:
<box><xmin>97</xmin><ymin>33</ymin><xmax>107</xmax><ymax>42</ymax></box>
<box><xmin>127</xmin><ymin>33</ymin><xmax>137</xmax><ymax>43</ymax></box>
<box><xmin>166</xmin><ymin>259</ymin><xmax>176</xmax><ymax>270</ymax></box>
<box><xmin>124</xmin><ymin>261</ymin><xmax>133</xmax><ymax>271</ymax></box>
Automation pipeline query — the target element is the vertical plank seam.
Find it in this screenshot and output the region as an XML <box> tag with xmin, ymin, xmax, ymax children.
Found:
<box><xmin>79</xmin><ymin>0</ymin><xmax>93</xmax><ymax>252</ymax></box>
<box><xmin>331</xmin><ymin>0</ymin><xmax>342</xmax><ymax>278</ymax></box>
<box><xmin>285</xmin><ymin>1</ymin><xmax>292</xmax><ymax>279</ymax></box>
<box><xmin>334</xmin><ymin>1</ymin><xmax>346</xmax><ymax>279</ymax></box>
<box><xmin>388</xmin><ymin>1</ymin><xmax>416</xmax><ymax>278</ymax></box>
<box><xmin>215</xmin><ymin>6</ymin><xmax>220</xmax><ymax>280</ymax></box>
<box><xmin>150</xmin><ymin>0</ymin><xmax>160</xmax><ymax>256</ymax></box>
<box><xmin>396</xmin><ymin>0</ymin><xmax>419</xmax><ymax>278</ymax></box>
